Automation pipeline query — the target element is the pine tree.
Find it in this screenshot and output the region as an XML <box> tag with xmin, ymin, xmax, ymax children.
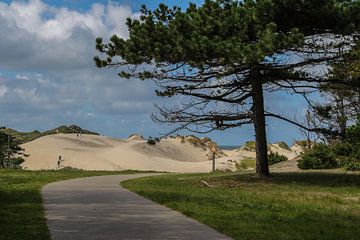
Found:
<box><xmin>0</xmin><ymin>132</ymin><xmax>25</xmax><ymax>169</ymax></box>
<box><xmin>95</xmin><ymin>0</ymin><xmax>360</xmax><ymax>176</ymax></box>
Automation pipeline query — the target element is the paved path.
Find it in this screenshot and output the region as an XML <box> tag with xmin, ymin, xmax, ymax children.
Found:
<box><xmin>42</xmin><ymin>174</ymin><xmax>231</xmax><ymax>240</ymax></box>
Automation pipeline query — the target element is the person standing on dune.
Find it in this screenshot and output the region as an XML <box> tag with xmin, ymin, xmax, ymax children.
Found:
<box><xmin>57</xmin><ymin>155</ymin><xmax>62</xmax><ymax>169</ymax></box>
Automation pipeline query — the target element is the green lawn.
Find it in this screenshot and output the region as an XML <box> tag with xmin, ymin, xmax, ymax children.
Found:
<box><xmin>122</xmin><ymin>171</ymin><xmax>360</xmax><ymax>240</ymax></box>
<box><xmin>0</xmin><ymin>169</ymin><xmax>140</xmax><ymax>240</ymax></box>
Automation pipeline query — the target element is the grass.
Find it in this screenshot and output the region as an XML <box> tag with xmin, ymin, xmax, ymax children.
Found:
<box><xmin>0</xmin><ymin>169</ymin><xmax>142</xmax><ymax>240</ymax></box>
<box><xmin>243</xmin><ymin>141</ymin><xmax>256</xmax><ymax>151</ymax></box>
<box><xmin>122</xmin><ymin>171</ymin><xmax>360</xmax><ymax>240</ymax></box>
<box><xmin>235</xmin><ymin>157</ymin><xmax>256</xmax><ymax>170</ymax></box>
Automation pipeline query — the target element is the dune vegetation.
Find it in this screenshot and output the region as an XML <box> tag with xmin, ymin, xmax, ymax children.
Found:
<box><xmin>0</xmin><ymin>125</ymin><xmax>98</xmax><ymax>144</ymax></box>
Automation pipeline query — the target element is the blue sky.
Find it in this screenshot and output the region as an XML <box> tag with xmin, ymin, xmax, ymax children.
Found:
<box><xmin>0</xmin><ymin>0</ymin><xmax>309</xmax><ymax>146</ymax></box>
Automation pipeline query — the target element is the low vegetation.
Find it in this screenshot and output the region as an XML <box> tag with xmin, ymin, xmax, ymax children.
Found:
<box><xmin>243</xmin><ymin>141</ymin><xmax>256</xmax><ymax>151</ymax></box>
<box><xmin>0</xmin><ymin>125</ymin><xmax>98</xmax><ymax>144</ymax></box>
<box><xmin>276</xmin><ymin>141</ymin><xmax>290</xmax><ymax>150</ymax></box>
<box><xmin>235</xmin><ymin>157</ymin><xmax>256</xmax><ymax>170</ymax></box>
<box><xmin>236</xmin><ymin>153</ymin><xmax>288</xmax><ymax>171</ymax></box>
<box><xmin>122</xmin><ymin>172</ymin><xmax>360</xmax><ymax>240</ymax></box>
<box><xmin>0</xmin><ymin>169</ymin><xmax>141</xmax><ymax>240</ymax></box>
<box><xmin>268</xmin><ymin>152</ymin><xmax>288</xmax><ymax>165</ymax></box>
<box><xmin>298</xmin><ymin>144</ymin><xmax>338</xmax><ymax>170</ymax></box>
<box><xmin>298</xmin><ymin>118</ymin><xmax>360</xmax><ymax>171</ymax></box>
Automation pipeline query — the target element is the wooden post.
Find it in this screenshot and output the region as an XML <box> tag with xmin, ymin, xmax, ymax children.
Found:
<box><xmin>211</xmin><ymin>145</ymin><xmax>216</xmax><ymax>172</ymax></box>
<box><xmin>212</xmin><ymin>152</ymin><xmax>215</xmax><ymax>172</ymax></box>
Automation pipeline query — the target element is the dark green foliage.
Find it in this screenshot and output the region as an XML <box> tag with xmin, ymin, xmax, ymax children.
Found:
<box><xmin>337</xmin><ymin>156</ymin><xmax>360</xmax><ymax>171</ymax></box>
<box><xmin>276</xmin><ymin>141</ymin><xmax>290</xmax><ymax>150</ymax></box>
<box><xmin>344</xmin><ymin>118</ymin><xmax>360</xmax><ymax>143</ymax></box>
<box><xmin>0</xmin><ymin>125</ymin><xmax>99</xmax><ymax>144</ymax></box>
<box><xmin>146</xmin><ymin>139</ymin><xmax>156</xmax><ymax>145</ymax></box>
<box><xmin>268</xmin><ymin>151</ymin><xmax>288</xmax><ymax>165</ymax></box>
<box><xmin>298</xmin><ymin>144</ymin><xmax>338</xmax><ymax>170</ymax></box>
<box><xmin>43</xmin><ymin>125</ymin><xmax>99</xmax><ymax>136</ymax></box>
<box><xmin>146</xmin><ymin>137</ymin><xmax>159</xmax><ymax>145</ymax></box>
<box><xmin>299</xmin><ymin>119</ymin><xmax>360</xmax><ymax>170</ymax></box>
<box><xmin>0</xmin><ymin>132</ymin><xmax>25</xmax><ymax>169</ymax></box>
<box><xmin>333</xmin><ymin>117</ymin><xmax>360</xmax><ymax>170</ymax></box>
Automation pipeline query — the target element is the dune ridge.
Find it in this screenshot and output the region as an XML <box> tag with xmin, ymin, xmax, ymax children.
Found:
<box><xmin>21</xmin><ymin>133</ymin><xmax>302</xmax><ymax>172</ymax></box>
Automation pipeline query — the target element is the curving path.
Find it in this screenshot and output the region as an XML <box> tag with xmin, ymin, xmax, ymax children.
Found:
<box><xmin>42</xmin><ymin>174</ymin><xmax>231</xmax><ymax>240</ymax></box>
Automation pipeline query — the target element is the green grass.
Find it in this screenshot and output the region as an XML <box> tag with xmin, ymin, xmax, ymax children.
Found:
<box><xmin>0</xmin><ymin>169</ymin><xmax>141</xmax><ymax>240</ymax></box>
<box><xmin>236</xmin><ymin>157</ymin><xmax>256</xmax><ymax>170</ymax></box>
<box><xmin>122</xmin><ymin>172</ymin><xmax>360</xmax><ymax>240</ymax></box>
<box><xmin>243</xmin><ymin>141</ymin><xmax>256</xmax><ymax>151</ymax></box>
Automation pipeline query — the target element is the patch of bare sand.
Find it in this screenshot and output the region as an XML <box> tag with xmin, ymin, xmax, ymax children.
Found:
<box><xmin>21</xmin><ymin>134</ymin><xmax>233</xmax><ymax>172</ymax></box>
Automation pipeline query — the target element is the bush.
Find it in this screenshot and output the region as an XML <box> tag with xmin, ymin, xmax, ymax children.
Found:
<box><xmin>268</xmin><ymin>152</ymin><xmax>288</xmax><ymax>165</ymax></box>
<box><xmin>332</xmin><ymin>142</ymin><xmax>353</xmax><ymax>157</ymax></box>
<box><xmin>277</xmin><ymin>141</ymin><xmax>290</xmax><ymax>150</ymax></box>
<box><xmin>147</xmin><ymin>139</ymin><xmax>156</xmax><ymax>145</ymax></box>
<box><xmin>337</xmin><ymin>156</ymin><xmax>360</xmax><ymax>171</ymax></box>
<box><xmin>294</xmin><ymin>140</ymin><xmax>312</xmax><ymax>150</ymax></box>
<box><xmin>243</xmin><ymin>141</ymin><xmax>256</xmax><ymax>151</ymax></box>
<box><xmin>298</xmin><ymin>144</ymin><xmax>338</xmax><ymax>170</ymax></box>
<box><xmin>146</xmin><ymin>137</ymin><xmax>160</xmax><ymax>145</ymax></box>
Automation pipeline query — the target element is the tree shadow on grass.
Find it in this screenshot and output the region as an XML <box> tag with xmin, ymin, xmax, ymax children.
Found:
<box><xmin>214</xmin><ymin>171</ymin><xmax>360</xmax><ymax>188</ymax></box>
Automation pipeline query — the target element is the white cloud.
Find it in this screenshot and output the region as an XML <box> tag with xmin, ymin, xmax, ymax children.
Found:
<box><xmin>0</xmin><ymin>84</ymin><xmax>8</xmax><ymax>96</ymax></box>
<box><xmin>0</xmin><ymin>0</ymin><xmax>136</xmax><ymax>70</ymax></box>
<box><xmin>15</xmin><ymin>74</ymin><xmax>30</xmax><ymax>81</ymax></box>
<box><xmin>0</xmin><ymin>0</ymin><xmax>163</xmax><ymax>135</ymax></box>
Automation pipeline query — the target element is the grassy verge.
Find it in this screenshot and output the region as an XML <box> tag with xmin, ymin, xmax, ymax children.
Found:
<box><xmin>122</xmin><ymin>171</ymin><xmax>360</xmax><ymax>240</ymax></box>
<box><xmin>0</xmin><ymin>169</ymin><xmax>141</xmax><ymax>240</ymax></box>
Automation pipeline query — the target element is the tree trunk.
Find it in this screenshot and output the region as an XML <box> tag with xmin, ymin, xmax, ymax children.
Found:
<box><xmin>251</xmin><ymin>76</ymin><xmax>270</xmax><ymax>177</ymax></box>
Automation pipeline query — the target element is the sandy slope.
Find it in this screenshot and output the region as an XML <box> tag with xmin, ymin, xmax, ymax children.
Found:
<box><xmin>21</xmin><ymin>133</ymin><xmax>303</xmax><ymax>172</ymax></box>
<box><xmin>21</xmin><ymin>134</ymin><xmax>233</xmax><ymax>172</ymax></box>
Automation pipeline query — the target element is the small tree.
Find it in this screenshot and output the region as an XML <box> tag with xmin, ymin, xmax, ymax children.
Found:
<box><xmin>0</xmin><ymin>132</ymin><xmax>26</xmax><ymax>169</ymax></box>
<box><xmin>95</xmin><ymin>0</ymin><xmax>360</xmax><ymax>176</ymax></box>
<box><xmin>308</xmin><ymin>42</ymin><xmax>360</xmax><ymax>141</ymax></box>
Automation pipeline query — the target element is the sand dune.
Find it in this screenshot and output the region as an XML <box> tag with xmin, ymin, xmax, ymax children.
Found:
<box><xmin>21</xmin><ymin>133</ymin><xmax>302</xmax><ymax>172</ymax></box>
<box><xmin>21</xmin><ymin>134</ymin><xmax>234</xmax><ymax>172</ymax></box>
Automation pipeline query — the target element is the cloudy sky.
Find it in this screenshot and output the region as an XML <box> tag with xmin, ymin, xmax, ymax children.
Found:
<box><xmin>0</xmin><ymin>0</ymin><xmax>309</xmax><ymax>146</ymax></box>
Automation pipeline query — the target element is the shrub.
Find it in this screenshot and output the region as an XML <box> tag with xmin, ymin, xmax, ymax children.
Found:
<box><xmin>243</xmin><ymin>141</ymin><xmax>256</xmax><ymax>151</ymax></box>
<box><xmin>298</xmin><ymin>144</ymin><xmax>338</xmax><ymax>170</ymax></box>
<box><xmin>268</xmin><ymin>152</ymin><xmax>288</xmax><ymax>165</ymax></box>
<box><xmin>294</xmin><ymin>140</ymin><xmax>312</xmax><ymax>150</ymax></box>
<box><xmin>345</xmin><ymin>119</ymin><xmax>360</xmax><ymax>143</ymax></box>
<box><xmin>146</xmin><ymin>137</ymin><xmax>158</xmax><ymax>145</ymax></box>
<box><xmin>332</xmin><ymin>142</ymin><xmax>353</xmax><ymax>157</ymax></box>
<box><xmin>277</xmin><ymin>141</ymin><xmax>290</xmax><ymax>150</ymax></box>
<box><xmin>337</xmin><ymin>156</ymin><xmax>360</xmax><ymax>171</ymax></box>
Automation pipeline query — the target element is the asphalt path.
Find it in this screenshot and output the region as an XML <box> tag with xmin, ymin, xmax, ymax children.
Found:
<box><xmin>42</xmin><ymin>174</ymin><xmax>231</xmax><ymax>240</ymax></box>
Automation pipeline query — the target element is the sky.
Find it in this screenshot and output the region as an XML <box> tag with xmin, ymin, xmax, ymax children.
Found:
<box><xmin>0</xmin><ymin>0</ymin><xmax>310</xmax><ymax>146</ymax></box>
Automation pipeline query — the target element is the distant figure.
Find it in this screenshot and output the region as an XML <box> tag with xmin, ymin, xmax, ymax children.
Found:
<box><xmin>57</xmin><ymin>155</ymin><xmax>61</xmax><ymax>168</ymax></box>
<box><xmin>77</xmin><ymin>133</ymin><xmax>79</xmax><ymax>137</ymax></box>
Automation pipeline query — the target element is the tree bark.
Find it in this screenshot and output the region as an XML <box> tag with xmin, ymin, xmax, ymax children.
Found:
<box><xmin>251</xmin><ymin>74</ymin><xmax>270</xmax><ymax>177</ymax></box>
